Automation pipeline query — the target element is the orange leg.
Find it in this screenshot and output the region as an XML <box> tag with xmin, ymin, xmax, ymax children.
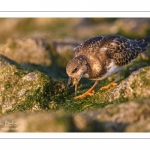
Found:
<box><xmin>100</xmin><ymin>82</ymin><xmax>117</xmax><ymax>91</ymax></box>
<box><xmin>74</xmin><ymin>81</ymin><xmax>99</xmax><ymax>99</ymax></box>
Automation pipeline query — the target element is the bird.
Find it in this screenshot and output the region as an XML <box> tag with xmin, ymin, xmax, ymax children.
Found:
<box><xmin>66</xmin><ymin>34</ymin><xmax>150</xmax><ymax>99</ymax></box>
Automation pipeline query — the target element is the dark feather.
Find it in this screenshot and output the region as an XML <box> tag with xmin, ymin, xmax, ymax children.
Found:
<box><xmin>73</xmin><ymin>35</ymin><xmax>150</xmax><ymax>66</ymax></box>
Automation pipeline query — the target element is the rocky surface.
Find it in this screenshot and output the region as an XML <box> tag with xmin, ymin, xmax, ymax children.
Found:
<box><xmin>0</xmin><ymin>56</ymin><xmax>149</xmax><ymax>132</ymax></box>
<box><xmin>0</xmin><ymin>46</ymin><xmax>150</xmax><ymax>132</ymax></box>
<box><xmin>110</xmin><ymin>66</ymin><xmax>150</xmax><ymax>102</ymax></box>
<box><xmin>0</xmin><ymin>98</ymin><xmax>150</xmax><ymax>132</ymax></box>
<box><xmin>0</xmin><ymin>18</ymin><xmax>150</xmax><ymax>132</ymax></box>
<box><xmin>0</xmin><ymin>55</ymin><xmax>65</xmax><ymax>115</ymax></box>
<box><xmin>0</xmin><ymin>38</ymin><xmax>51</xmax><ymax>66</ymax></box>
<box><xmin>0</xmin><ymin>37</ymin><xmax>76</xmax><ymax>78</ymax></box>
<box><xmin>0</xmin><ymin>37</ymin><xmax>77</xmax><ymax>67</ymax></box>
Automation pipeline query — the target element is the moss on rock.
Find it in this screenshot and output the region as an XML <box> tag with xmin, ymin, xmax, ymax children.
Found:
<box><xmin>1</xmin><ymin>98</ymin><xmax>150</xmax><ymax>132</ymax></box>
<box><xmin>110</xmin><ymin>66</ymin><xmax>150</xmax><ymax>101</ymax></box>
<box><xmin>0</xmin><ymin>54</ymin><xmax>65</xmax><ymax>115</ymax></box>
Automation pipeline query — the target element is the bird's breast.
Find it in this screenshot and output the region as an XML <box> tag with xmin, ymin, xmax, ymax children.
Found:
<box><xmin>89</xmin><ymin>59</ymin><xmax>123</xmax><ymax>81</ymax></box>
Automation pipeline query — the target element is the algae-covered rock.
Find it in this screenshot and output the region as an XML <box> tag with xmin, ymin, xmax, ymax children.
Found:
<box><xmin>0</xmin><ymin>98</ymin><xmax>150</xmax><ymax>132</ymax></box>
<box><xmin>110</xmin><ymin>66</ymin><xmax>150</xmax><ymax>101</ymax></box>
<box><xmin>0</xmin><ymin>54</ymin><xmax>65</xmax><ymax>115</ymax></box>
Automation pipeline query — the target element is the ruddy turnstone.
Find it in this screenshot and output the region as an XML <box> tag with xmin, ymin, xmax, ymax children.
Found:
<box><xmin>66</xmin><ymin>34</ymin><xmax>150</xmax><ymax>99</ymax></box>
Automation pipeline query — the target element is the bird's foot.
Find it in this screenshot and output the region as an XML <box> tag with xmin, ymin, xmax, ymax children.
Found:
<box><xmin>74</xmin><ymin>90</ymin><xmax>95</xmax><ymax>99</ymax></box>
<box><xmin>100</xmin><ymin>82</ymin><xmax>117</xmax><ymax>90</ymax></box>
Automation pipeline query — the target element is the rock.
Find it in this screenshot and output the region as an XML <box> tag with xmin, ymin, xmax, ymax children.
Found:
<box><xmin>0</xmin><ymin>55</ymin><xmax>65</xmax><ymax>115</ymax></box>
<box><xmin>0</xmin><ymin>112</ymin><xmax>76</xmax><ymax>132</ymax></box>
<box><xmin>125</xmin><ymin>118</ymin><xmax>150</xmax><ymax>132</ymax></box>
<box><xmin>110</xmin><ymin>66</ymin><xmax>150</xmax><ymax>102</ymax></box>
<box><xmin>0</xmin><ymin>38</ymin><xmax>51</xmax><ymax>66</ymax></box>
<box><xmin>79</xmin><ymin>98</ymin><xmax>150</xmax><ymax>132</ymax></box>
<box><xmin>0</xmin><ymin>98</ymin><xmax>150</xmax><ymax>132</ymax></box>
<box><xmin>73</xmin><ymin>98</ymin><xmax>150</xmax><ymax>132</ymax></box>
<box><xmin>115</xmin><ymin>18</ymin><xmax>150</xmax><ymax>38</ymax></box>
<box><xmin>0</xmin><ymin>37</ymin><xmax>77</xmax><ymax>78</ymax></box>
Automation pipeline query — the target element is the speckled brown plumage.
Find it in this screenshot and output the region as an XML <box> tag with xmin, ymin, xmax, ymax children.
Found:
<box><xmin>66</xmin><ymin>34</ymin><xmax>150</xmax><ymax>99</ymax></box>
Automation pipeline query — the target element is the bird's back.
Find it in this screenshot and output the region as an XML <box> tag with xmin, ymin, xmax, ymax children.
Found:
<box><xmin>73</xmin><ymin>34</ymin><xmax>150</xmax><ymax>66</ymax></box>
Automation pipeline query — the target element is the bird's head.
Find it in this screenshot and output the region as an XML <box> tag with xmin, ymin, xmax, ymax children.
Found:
<box><xmin>66</xmin><ymin>56</ymin><xmax>88</xmax><ymax>95</ymax></box>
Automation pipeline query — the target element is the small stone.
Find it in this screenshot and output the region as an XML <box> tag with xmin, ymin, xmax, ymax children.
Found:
<box><xmin>22</xmin><ymin>72</ymin><xmax>38</xmax><ymax>81</ymax></box>
<box><xmin>18</xmin><ymin>89</ymin><xmax>26</xmax><ymax>97</ymax></box>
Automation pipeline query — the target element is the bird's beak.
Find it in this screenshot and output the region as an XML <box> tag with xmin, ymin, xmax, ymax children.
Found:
<box><xmin>72</xmin><ymin>78</ymin><xmax>78</xmax><ymax>95</ymax></box>
<box><xmin>66</xmin><ymin>77</ymin><xmax>78</xmax><ymax>95</ymax></box>
<box><xmin>66</xmin><ymin>77</ymin><xmax>72</xmax><ymax>90</ymax></box>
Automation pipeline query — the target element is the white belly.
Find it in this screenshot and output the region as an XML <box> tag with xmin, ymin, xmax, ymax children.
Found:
<box><xmin>91</xmin><ymin>60</ymin><xmax>123</xmax><ymax>81</ymax></box>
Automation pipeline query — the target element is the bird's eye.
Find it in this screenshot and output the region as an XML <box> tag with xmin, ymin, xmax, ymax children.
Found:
<box><xmin>72</xmin><ymin>67</ymin><xmax>78</xmax><ymax>73</ymax></box>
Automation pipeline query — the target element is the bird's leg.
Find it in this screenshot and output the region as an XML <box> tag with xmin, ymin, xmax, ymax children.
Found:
<box><xmin>74</xmin><ymin>81</ymin><xmax>99</xmax><ymax>99</ymax></box>
<box><xmin>100</xmin><ymin>72</ymin><xmax>121</xmax><ymax>90</ymax></box>
<box><xmin>114</xmin><ymin>71</ymin><xmax>121</xmax><ymax>83</ymax></box>
<box><xmin>100</xmin><ymin>82</ymin><xmax>117</xmax><ymax>90</ymax></box>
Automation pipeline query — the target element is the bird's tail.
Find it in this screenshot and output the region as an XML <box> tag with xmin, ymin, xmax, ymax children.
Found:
<box><xmin>134</xmin><ymin>36</ymin><xmax>150</xmax><ymax>53</ymax></box>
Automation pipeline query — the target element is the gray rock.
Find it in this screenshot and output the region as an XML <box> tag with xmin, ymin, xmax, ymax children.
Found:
<box><xmin>110</xmin><ymin>66</ymin><xmax>150</xmax><ymax>102</ymax></box>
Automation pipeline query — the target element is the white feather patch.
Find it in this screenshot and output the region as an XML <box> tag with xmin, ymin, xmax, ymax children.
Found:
<box><xmin>93</xmin><ymin>60</ymin><xmax>123</xmax><ymax>80</ymax></box>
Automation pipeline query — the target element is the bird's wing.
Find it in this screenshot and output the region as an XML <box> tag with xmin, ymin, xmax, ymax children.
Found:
<box><xmin>103</xmin><ymin>35</ymin><xmax>139</xmax><ymax>66</ymax></box>
<box><xmin>73</xmin><ymin>35</ymin><xmax>149</xmax><ymax>66</ymax></box>
<box><xmin>73</xmin><ymin>36</ymin><xmax>104</xmax><ymax>57</ymax></box>
<box><xmin>104</xmin><ymin>35</ymin><xmax>150</xmax><ymax>66</ymax></box>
